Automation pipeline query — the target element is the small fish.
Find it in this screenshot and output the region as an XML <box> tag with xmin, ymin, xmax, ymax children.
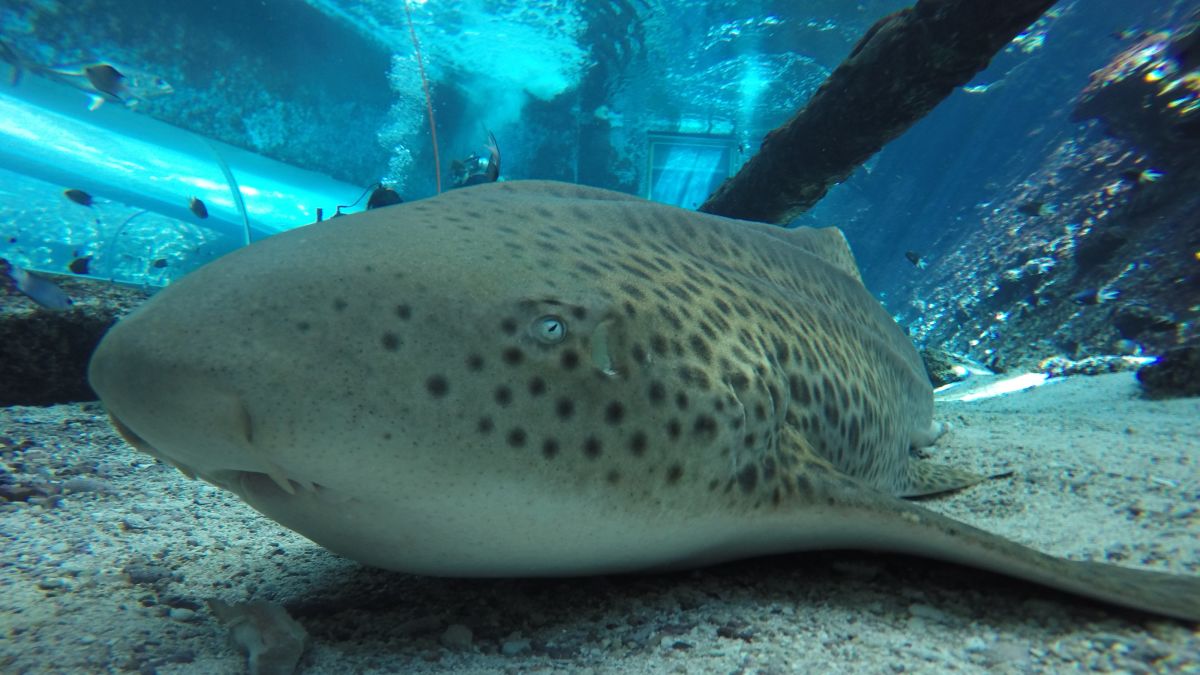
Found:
<box><xmin>1072</xmin><ymin>287</ymin><xmax>1120</xmax><ymax>305</ymax></box>
<box><xmin>188</xmin><ymin>197</ymin><xmax>208</xmax><ymax>219</ymax></box>
<box><xmin>366</xmin><ymin>185</ymin><xmax>403</xmax><ymax>210</ymax></box>
<box><xmin>904</xmin><ymin>251</ymin><xmax>928</xmax><ymax>269</ymax></box>
<box><xmin>1110</xmin><ymin>27</ymin><xmax>1148</xmax><ymax>41</ymax></box>
<box><xmin>84</xmin><ymin>64</ymin><xmax>125</xmax><ymax>99</ymax></box>
<box><xmin>1137</xmin><ymin>168</ymin><xmax>1163</xmax><ymax>183</ymax></box>
<box><xmin>63</xmin><ymin>61</ymin><xmax>174</xmax><ymax>110</ymax></box>
<box><xmin>68</xmin><ymin>255</ymin><xmax>92</xmax><ymax>275</ymax></box>
<box><xmin>0</xmin><ymin>40</ymin><xmax>24</xmax><ymax>86</ymax></box>
<box><xmin>64</xmin><ymin>189</ymin><xmax>93</xmax><ymax>207</ymax></box>
<box><xmin>0</xmin><ymin>41</ymin><xmax>167</xmax><ymax>109</ymax></box>
<box><xmin>2</xmin><ymin>259</ymin><xmax>74</xmax><ymax>310</ymax></box>
<box><xmin>1016</xmin><ymin>200</ymin><xmax>1054</xmax><ymax>217</ymax></box>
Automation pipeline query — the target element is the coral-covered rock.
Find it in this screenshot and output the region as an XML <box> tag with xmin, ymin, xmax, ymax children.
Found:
<box><xmin>1072</xmin><ymin>16</ymin><xmax>1200</xmax><ymax>166</ymax></box>
<box><xmin>0</xmin><ymin>276</ymin><xmax>148</xmax><ymax>405</ymax></box>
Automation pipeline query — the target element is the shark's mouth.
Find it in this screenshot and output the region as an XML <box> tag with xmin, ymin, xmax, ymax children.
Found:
<box><xmin>105</xmin><ymin>409</ymin><xmax>342</xmax><ymax>502</ymax></box>
<box><xmin>107</xmin><ymin>412</ymin><xmax>155</xmax><ymax>456</ymax></box>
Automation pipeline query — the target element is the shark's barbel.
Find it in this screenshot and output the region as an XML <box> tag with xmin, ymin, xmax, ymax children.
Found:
<box><xmin>88</xmin><ymin>181</ymin><xmax>1199</xmax><ymax>621</ymax></box>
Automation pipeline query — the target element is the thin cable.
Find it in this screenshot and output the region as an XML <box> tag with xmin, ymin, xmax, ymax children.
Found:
<box><xmin>206</xmin><ymin>141</ymin><xmax>251</xmax><ymax>245</ymax></box>
<box><xmin>404</xmin><ymin>0</ymin><xmax>441</xmax><ymax>194</ymax></box>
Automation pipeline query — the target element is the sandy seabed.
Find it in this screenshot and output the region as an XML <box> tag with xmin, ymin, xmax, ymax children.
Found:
<box><xmin>1</xmin><ymin>371</ymin><xmax>1197</xmax><ymax>674</ymax></box>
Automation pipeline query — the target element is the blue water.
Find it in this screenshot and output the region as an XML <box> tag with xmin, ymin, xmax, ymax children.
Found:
<box><xmin>0</xmin><ymin>0</ymin><xmax>1196</xmax><ymax>323</ymax></box>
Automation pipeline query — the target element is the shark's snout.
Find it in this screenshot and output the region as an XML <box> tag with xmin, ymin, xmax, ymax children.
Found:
<box><xmin>88</xmin><ymin>314</ymin><xmax>281</xmax><ymax>489</ymax></box>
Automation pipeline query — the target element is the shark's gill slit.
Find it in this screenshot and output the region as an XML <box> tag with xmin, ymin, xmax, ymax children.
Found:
<box><xmin>591</xmin><ymin>320</ymin><xmax>618</xmax><ymax>376</ymax></box>
<box><xmin>235</xmin><ymin>398</ymin><xmax>254</xmax><ymax>445</ymax></box>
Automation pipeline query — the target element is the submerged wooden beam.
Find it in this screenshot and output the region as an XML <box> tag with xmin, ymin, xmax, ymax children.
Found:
<box><xmin>699</xmin><ymin>0</ymin><xmax>1058</xmax><ymax>224</ymax></box>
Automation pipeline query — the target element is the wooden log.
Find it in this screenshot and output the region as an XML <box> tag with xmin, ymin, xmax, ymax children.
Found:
<box><xmin>699</xmin><ymin>0</ymin><xmax>1058</xmax><ymax>224</ymax></box>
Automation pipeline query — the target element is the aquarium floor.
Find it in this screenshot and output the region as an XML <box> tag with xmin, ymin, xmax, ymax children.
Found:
<box><xmin>1</xmin><ymin>372</ymin><xmax>1197</xmax><ymax>674</ymax></box>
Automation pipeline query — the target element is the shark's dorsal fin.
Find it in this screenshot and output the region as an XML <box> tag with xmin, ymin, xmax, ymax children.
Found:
<box><xmin>762</xmin><ymin>225</ymin><xmax>865</xmax><ymax>284</ymax></box>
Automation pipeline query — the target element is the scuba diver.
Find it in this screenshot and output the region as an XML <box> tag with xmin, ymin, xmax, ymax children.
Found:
<box><xmin>322</xmin><ymin>183</ymin><xmax>403</xmax><ymax>222</ymax></box>
<box><xmin>365</xmin><ymin>185</ymin><xmax>403</xmax><ymax>209</ymax></box>
<box><xmin>451</xmin><ymin>131</ymin><xmax>500</xmax><ymax>188</ymax></box>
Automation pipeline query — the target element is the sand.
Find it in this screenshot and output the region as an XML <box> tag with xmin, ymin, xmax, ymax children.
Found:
<box><xmin>1</xmin><ymin>371</ymin><xmax>1197</xmax><ymax>674</ymax></box>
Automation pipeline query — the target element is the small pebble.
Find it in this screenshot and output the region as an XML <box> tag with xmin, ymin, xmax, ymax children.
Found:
<box><xmin>501</xmin><ymin>634</ymin><xmax>532</xmax><ymax>656</ymax></box>
<box><xmin>124</xmin><ymin>563</ymin><xmax>172</xmax><ymax>585</ymax></box>
<box><xmin>121</xmin><ymin>515</ymin><xmax>151</xmax><ymax>531</ymax></box>
<box><xmin>964</xmin><ymin>636</ymin><xmax>989</xmax><ymax>653</ymax></box>
<box><xmin>63</xmin><ymin>477</ymin><xmax>115</xmax><ymax>494</ymax></box>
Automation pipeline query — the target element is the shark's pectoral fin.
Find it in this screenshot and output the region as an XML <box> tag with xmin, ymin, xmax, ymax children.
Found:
<box><xmin>819</xmin><ymin>483</ymin><xmax>1200</xmax><ymax>621</ymax></box>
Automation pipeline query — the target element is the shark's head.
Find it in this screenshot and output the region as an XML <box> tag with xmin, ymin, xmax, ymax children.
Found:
<box><xmin>89</xmin><ymin>182</ymin><xmax>775</xmax><ymax>574</ymax></box>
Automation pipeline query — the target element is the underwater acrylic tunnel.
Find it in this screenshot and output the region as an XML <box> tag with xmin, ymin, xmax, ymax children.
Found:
<box><xmin>0</xmin><ymin>58</ymin><xmax>363</xmax><ymax>284</ymax></box>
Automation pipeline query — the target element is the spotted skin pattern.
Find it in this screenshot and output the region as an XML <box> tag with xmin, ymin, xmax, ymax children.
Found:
<box><xmin>88</xmin><ymin>181</ymin><xmax>1199</xmax><ymax>621</ymax></box>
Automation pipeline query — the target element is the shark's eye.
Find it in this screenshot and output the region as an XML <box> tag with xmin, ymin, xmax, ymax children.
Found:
<box><xmin>533</xmin><ymin>315</ymin><xmax>566</xmax><ymax>344</ymax></box>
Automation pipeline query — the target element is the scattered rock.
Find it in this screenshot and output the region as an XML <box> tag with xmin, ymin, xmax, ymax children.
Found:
<box><xmin>1073</xmin><ymin>20</ymin><xmax>1200</xmax><ymax>164</ymax></box>
<box><xmin>61</xmin><ymin>477</ymin><xmax>117</xmax><ymax>495</ymax></box>
<box><xmin>440</xmin><ymin>623</ymin><xmax>474</xmax><ymax>650</ymax></box>
<box><xmin>500</xmin><ymin>633</ymin><xmax>532</xmax><ymax>657</ymax></box>
<box><xmin>1073</xmin><ymin>230</ymin><xmax>1127</xmax><ymax>271</ymax></box>
<box><xmin>1136</xmin><ymin>345</ymin><xmax>1200</xmax><ymax>398</ymax></box>
<box><xmin>921</xmin><ymin>348</ymin><xmax>971</xmax><ymax>387</ymax></box>
<box><xmin>1041</xmin><ymin>355</ymin><xmax>1148</xmax><ymax>378</ymax></box>
<box><xmin>124</xmin><ymin>562</ymin><xmax>174</xmax><ymax>586</ymax></box>
<box><xmin>1112</xmin><ymin>303</ymin><xmax>1177</xmax><ymax>340</ymax></box>
<box><xmin>168</xmin><ymin>607</ymin><xmax>198</xmax><ymax>622</ymax></box>
<box><xmin>0</xmin><ymin>276</ymin><xmax>149</xmax><ymax>406</ymax></box>
<box><xmin>207</xmin><ymin>599</ymin><xmax>308</xmax><ymax>675</ymax></box>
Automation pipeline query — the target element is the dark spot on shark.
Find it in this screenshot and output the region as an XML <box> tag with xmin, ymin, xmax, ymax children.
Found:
<box><xmin>666</xmin><ymin>463</ymin><xmax>683</xmax><ymax>484</ymax></box>
<box><xmin>560</xmin><ymin>350</ymin><xmax>580</xmax><ymax>370</ymax></box>
<box><xmin>528</xmin><ymin>377</ymin><xmax>546</xmax><ymax>396</ymax></box>
<box><xmin>629</xmin><ymin>431</ymin><xmax>647</xmax><ymax>456</ymax></box>
<box><xmin>425</xmin><ymin>375</ymin><xmax>448</xmax><ymax>397</ymax></box>
<box><xmin>502</xmin><ymin>347</ymin><xmax>524</xmax><ymax>365</ymax></box>
<box><xmin>604</xmin><ymin>401</ymin><xmax>625</xmax><ymax>425</ymax></box>
<box><xmin>507</xmin><ymin>428</ymin><xmax>527</xmax><ymax>447</ymax></box>
<box><xmin>555</xmin><ymin>398</ymin><xmax>574</xmax><ymax>420</ymax></box>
